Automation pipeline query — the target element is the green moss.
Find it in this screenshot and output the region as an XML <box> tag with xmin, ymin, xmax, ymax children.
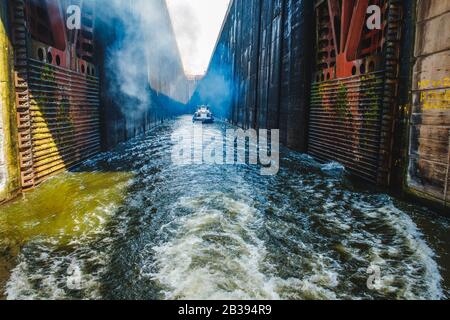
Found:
<box><xmin>336</xmin><ymin>83</ymin><xmax>351</xmax><ymax>120</ymax></box>
<box><xmin>0</xmin><ymin>172</ymin><xmax>133</xmax><ymax>247</ymax></box>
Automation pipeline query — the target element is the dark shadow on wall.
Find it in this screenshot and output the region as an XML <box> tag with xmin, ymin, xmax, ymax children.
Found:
<box><xmin>94</xmin><ymin>0</ymin><xmax>189</xmax><ymax>151</ymax></box>
<box><xmin>97</xmin><ymin>76</ymin><xmax>188</xmax><ymax>151</ymax></box>
<box><xmin>189</xmin><ymin>0</ymin><xmax>314</xmax><ymax>151</ymax></box>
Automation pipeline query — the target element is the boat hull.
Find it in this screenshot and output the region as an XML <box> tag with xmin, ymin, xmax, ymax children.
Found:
<box><xmin>193</xmin><ymin>117</ymin><xmax>214</xmax><ymax>124</ymax></box>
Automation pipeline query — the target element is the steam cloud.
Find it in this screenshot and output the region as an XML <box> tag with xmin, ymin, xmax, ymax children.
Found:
<box><xmin>96</xmin><ymin>0</ymin><xmax>188</xmax><ymax>118</ymax></box>
<box><xmin>189</xmin><ymin>43</ymin><xmax>233</xmax><ymax>119</ymax></box>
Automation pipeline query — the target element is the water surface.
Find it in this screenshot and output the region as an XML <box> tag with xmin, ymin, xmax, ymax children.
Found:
<box><xmin>0</xmin><ymin>116</ymin><xmax>449</xmax><ymax>300</ymax></box>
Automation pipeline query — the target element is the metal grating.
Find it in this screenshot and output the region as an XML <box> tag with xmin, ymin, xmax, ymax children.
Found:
<box><xmin>27</xmin><ymin>59</ymin><xmax>101</xmax><ymax>185</ymax></box>
<box><xmin>309</xmin><ymin>73</ymin><xmax>384</xmax><ymax>182</ymax></box>
<box><xmin>309</xmin><ymin>0</ymin><xmax>402</xmax><ymax>185</ymax></box>
<box><xmin>12</xmin><ymin>0</ymin><xmax>101</xmax><ymax>190</ymax></box>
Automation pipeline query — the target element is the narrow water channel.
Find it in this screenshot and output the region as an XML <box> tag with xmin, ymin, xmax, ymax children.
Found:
<box><xmin>0</xmin><ymin>116</ymin><xmax>449</xmax><ymax>300</ymax></box>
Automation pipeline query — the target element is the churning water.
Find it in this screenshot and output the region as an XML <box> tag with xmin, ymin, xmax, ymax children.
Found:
<box><xmin>0</xmin><ymin>116</ymin><xmax>449</xmax><ymax>300</ymax></box>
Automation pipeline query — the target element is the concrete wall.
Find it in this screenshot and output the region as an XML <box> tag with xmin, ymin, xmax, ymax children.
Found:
<box><xmin>406</xmin><ymin>0</ymin><xmax>450</xmax><ymax>209</ymax></box>
<box><xmin>191</xmin><ymin>0</ymin><xmax>314</xmax><ymax>150</ymax></box>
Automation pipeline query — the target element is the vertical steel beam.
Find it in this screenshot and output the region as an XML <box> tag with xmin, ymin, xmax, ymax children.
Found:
<box><xmin>340</xmin><ymin>0</ymin><xmax>355</xmax><ymax>53</ymax></box>
<box><xmin>344</xmin><ymin>0</ymin><xmax>369</xmax><ymax>61</ymax></box>
<box><xmin>327</xmin><ymin>0</ymin><xmax>340</xmax><ymax>55</ymax></box>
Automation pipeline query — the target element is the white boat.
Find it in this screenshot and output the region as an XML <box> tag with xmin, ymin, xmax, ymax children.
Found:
<box><xmin>193</xmin><ymin>106</ymin><xmax>214</xmax><ymax>123</ymax></box>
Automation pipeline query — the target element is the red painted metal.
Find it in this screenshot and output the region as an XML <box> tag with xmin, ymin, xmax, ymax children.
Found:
<box><xmin>45</xmin><ymin>0</ymin><xmax>67</xmax><ymax>51</ymax></box>
<box><xmin>12</xmin><ymin>0</ymin><xmax>100</xmax><ymax>190</ymax></box>
<box><xmin>327</xmin><ymin>0</ymin><xmax>339</xmax><ymax>54</ymax></box>
<box><xmin>318</xmin><ymin>0</ymin><xmax>386</xmax><ymax>79</ymax></box>
<box><xmin>310</xmin><ymin>0</ymin><xmax>402</xmax><ymax>185</ymax></box>
<box><xmin>315</xmin><ymin>2</ymin><xmax>336</xmax><ymax>82</ymax></box>
<box><xmin>27</xmin><ymin>0</ymin><xmax>67</xmax><ymax>51</ymax></box>
<box><xmin>344</xmin><ymin>0</ymin><xmax>369</xmax><ymax>61</ymax></box>
<box><xmin>335</xmin><ymin>0</ymin><xmax>369</xmax><ymax>77</ymax></box>
<box><xmin>340</xmin><ymin>0</ymin><xmax>354</xmax><ymax>53</ymax></box>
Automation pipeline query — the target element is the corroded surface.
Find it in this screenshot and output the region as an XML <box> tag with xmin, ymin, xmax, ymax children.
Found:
<box><xmin>407</xmin><ymin>0</ymin><xmax>450</xmax><ymax>207</ymax></box>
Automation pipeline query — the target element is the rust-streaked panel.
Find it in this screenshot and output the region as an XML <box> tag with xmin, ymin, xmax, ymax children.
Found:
<box><xmin>309</xmin><ymin>0</ymin><xmax>402</xmax><ymax>185</ymax></box>
<box><xmin>27</xmin><ymin>59</ymin><xmax>100</xmax><ymax>184</ymax></box>
<box><xmin>11</xmin><ymin>0</ymin><xmax>100</xmax><ymax>190</ymax></box>
<box><xmin>309</xmin><ymin>73</ymin><xmax>384</xmax><ymax>182</ymax></box>
<box><xmin>407</xmin><ymin>1</ymin><xmax>450</xmax><ymax>206</ymax></box>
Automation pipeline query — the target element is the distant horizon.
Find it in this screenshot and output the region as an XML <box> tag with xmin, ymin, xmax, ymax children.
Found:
<box><xmin>166</xmin><ymin>0</ymin><xmax>230</xmax><ymax>76</ymax></box>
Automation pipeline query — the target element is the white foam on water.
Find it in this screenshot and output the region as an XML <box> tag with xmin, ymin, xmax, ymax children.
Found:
<box><xmin>3</xmin><ymin>120</ymin><xmax>446</xmax><ymax>300</ymax></box>
<box><xmin>6</xmin><ymin>246</ymin><xmax>108</xmax><ymax>300</ymax></box>
<box><xmin>148</xmin><ymin>194</ymin><xmax>278</xmax><ymax>300</ymax></box>
<box><xmin>350</xmin><ymin>197</ymin><xmax>444</xmax><ymax>300</ymax></box>
<box><xmin>321</xmin><ymin>162</ymin><xmax>346</xmax><ymax>176</ymax></box>
<box><xmin>4</xmin><ymin>203</ymin><xmax>121</xmax><ymax>300</ymax></box>
<box><xmin>147</xmin><ymin>194</ymin><xmax>341</xmax><ymax>300</ymax></box>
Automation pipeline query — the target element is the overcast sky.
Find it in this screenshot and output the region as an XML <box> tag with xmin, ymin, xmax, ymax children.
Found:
<box><xmin>166</xmin><ymin>0</ymin><xmax>230</xmax><ymax>76</ymax></box>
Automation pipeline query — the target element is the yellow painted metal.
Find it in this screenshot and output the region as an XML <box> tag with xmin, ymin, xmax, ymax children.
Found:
<box><xmin>0</xmin><ymin>2</ymin><xmax>21</xmax><ymax>203</ymax></box>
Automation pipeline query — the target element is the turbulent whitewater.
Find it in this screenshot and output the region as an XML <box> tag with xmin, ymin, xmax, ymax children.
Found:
<box><xmin>0</xmin><ymin>116</ymin><xmax>449</xmax><ymax>300</ymax></box>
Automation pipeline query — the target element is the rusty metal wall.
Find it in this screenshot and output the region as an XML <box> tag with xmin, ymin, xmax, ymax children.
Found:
<box><xmin>10</xmin><ymin>0</ymin><xmax>101</xmax><ymax>190</ymax></box>
<box><xmin>191</xmin><ymin>0</ymin><xmax>314</xmax><ymax>150</ymax></box>
<box><xmin>7</xmin><ymin>0</ymin><xmax>187</xmax><ymax>191</ymax></box>
<box><xmin>195</xmin><ymin>0</ymin><xmax>409</xmax><ymax>187</ymax></box>
<box><xmin>308</xmin><ymin>0</ymin><xmax>403</xmax><ymax>185</ymax></box>
<box><xmin>407</xmin><ymin>0</ymin><xmax>450</xmax><ymax>207</ymax></box>
<box><xmin>25</xmin><ymin>60</ymin><xmax>100</xmax><ymax>186</ymax></box>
